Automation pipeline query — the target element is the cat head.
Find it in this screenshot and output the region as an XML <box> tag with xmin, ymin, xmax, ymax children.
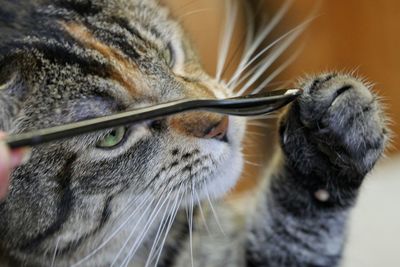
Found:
<box><xmin>0</xmin><ymin>0</ymin><xmax>246</xmax><ymax>263</ymax></box>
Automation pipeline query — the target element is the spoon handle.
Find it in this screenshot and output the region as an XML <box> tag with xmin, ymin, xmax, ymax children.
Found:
<box><xmin>5</xmin><ymin>89</ymin><xmax>302</xmax><ymax>149</ymax></box>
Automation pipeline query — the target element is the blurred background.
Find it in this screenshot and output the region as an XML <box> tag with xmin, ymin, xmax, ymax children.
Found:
<box><xmin>165</xmin><ymin>0</ymin><xmax>400</xmax><ymax>266</ymax></box>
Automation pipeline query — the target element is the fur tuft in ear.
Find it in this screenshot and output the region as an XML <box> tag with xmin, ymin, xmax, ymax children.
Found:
<box><xmin>0</xmin><ymin>53</ymin><xmax>35</xmax><ymax>98</ymax></box>
<box><xmin>0</xmin><ymin>75</ymin><xmax>21</xmax><ymax>131</ymax></box>
<box><xmin>0</xmin><ymin>54</ymin><xmax>34</xmax><ymax>131</ymax></box>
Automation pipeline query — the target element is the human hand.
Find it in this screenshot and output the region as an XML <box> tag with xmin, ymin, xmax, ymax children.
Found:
<box><xmin>0</xmin><ymin>132</ymin><xmax>30</xmax><ymax>200</ymax></box>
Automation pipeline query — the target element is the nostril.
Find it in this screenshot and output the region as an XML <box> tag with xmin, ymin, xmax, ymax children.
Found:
<box><xmin>149</xmin><ymin>119</ymin><xmax>164</xmax><ymax>131</ymax></box>
<box><xmin>204</xmin><ymin>116</ymin><xmax>229</xmax><ymax>141</ymax></box>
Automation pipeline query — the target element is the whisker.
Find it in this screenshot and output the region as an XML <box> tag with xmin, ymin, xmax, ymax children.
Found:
<box><xmin>245</xmin><ymin>160</ymin><xmax>263</xmax><ymax>167</ymax></box>
<box><xmin>153</xmin><ymin>187</ymin><xmax>185</xmax><ymax>267</ymax></box>
<box><xmin>242</xmin><ymin>141</ymin><xmax>260</xmax><ymax>148</ymax></box>
<box><xmin>216</xmin><ymin>0</ymin><xmax>239</xmax><ymax>81</ymax></box>
<box><xmin>103</xmin><ymin>193</ymin><xmax>146</xmax><ymax>234</ymax></box>
<box><xmin>229</xmin><ymin>19</ymin><xmax>309</xmax><ymax>89</ymax></box>
<box><xmin>144</xmin><ymin>198</ymin><xmax>174</xmax><ymax>267</ymax></box>
<box><xmin>194</xmin><ymin>190</ymin><xmax>211</xmax><ymax>235</ymax></box>
<box><xmin>51</xmin><ymin>237</ymin><xmax>60</xmax><ymax>267</ymax></box>
<box><xmin>146</xmin><ymin>193</ymin><xmax>182</xmax><ymax>266</ymax></box>
<box><xmin>84</xmin><ymin>169</ymin><xmax>177</xmax><ymax>265</ymax></box>
<box><xmin>71</xmin><ymin>193</ymin><xmax>153</xmax><ymax>267</ymax></box>
<box><xmin>172</xmin><ymin>0</ymin><xmax>200</xmax><ymax>14</ymax></box>
<box><xmin>219</xmin><ymin>0</ymin><xmax>256</xmax><ymax>80</ymax></box>
<box><xmin>120</xmin><ymin>192</ymin><xmax>173</xmax><ymax>267</ymax></box>
<box><xmin>250</xmin><ymin>41</ymin><xmax>305</xmax><ymax>95</ymax></box>
<box><xmin>236</xmin><ymin>25</ymin><xmax>305</xmax><ymax>96</ymax></box>
<box><xmin>246</xmin><ymin>130</ymin><xmax>267</xmax><ymax>137</ymax></box>
<box><xmin>108</xmin><ymin>198</ymin><xmax>157</xmax><ymax>266</ymax></box>
<box><xmin>229</xmin><ymin>58</ymin><xmax>267</xmax><ymax>90</ymax></box>
<box><xmin>178</xmin><ymin>8</ymin><xmax>213</xmax><ymax>21</ymax></box>
<box><xmin>205</xmin><ymin>189</ymin><xmax>225</xmax><ymax>236</ymax></box>
<box><xmin>270</xmin><ymin>79</ymin><xmax>293</xmax><ymax>92</ymax></box>
<box><xmin>188</xmin><ymin>185</ymin><xmax>195</xmax><ymax>267</ymax></box>
<box><xmin>113</xmin><ymin>194</ymin><xmax>171</xmax><ymax>267</ymax></box>
<box><xmin>242</xmin><ymin>1</ymin><xmax>256</xmax><ymax>61</ymax></box>
<box><xmin>231</xmin><ymin>70</ymin><xmax>290</xmax><ymax>92</ymax></box>
<box><xmin>228</xmin><ymin>0</ymin><xmax>293</xmax><ymax>87</ymax></box>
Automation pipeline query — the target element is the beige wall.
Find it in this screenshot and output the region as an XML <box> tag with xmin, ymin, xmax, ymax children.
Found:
<box><xmin>166</xmin><ymin>0</ymin><xmax>400</xmax><ymax>148</ymax></box>
<box><xmin>283</xmin><ymin>0</ymin><xmax>400</xmax><ymax>154</ymax></box>
<box><xmin>165</xmin><ymin>0</ymin><xmax>400</xmax><ymax>191</ymax></box>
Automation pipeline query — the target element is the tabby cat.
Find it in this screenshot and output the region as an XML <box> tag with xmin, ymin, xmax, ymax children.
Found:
<box><xmin>0</xmin><ymin>0</ymin><xmax>389</xmax><ymax>266</ymax></box>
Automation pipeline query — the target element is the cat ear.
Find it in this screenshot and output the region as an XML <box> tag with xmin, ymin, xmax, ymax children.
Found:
<box><xmin>0</xmin><ymin>56</ymin><xmax>31</xmax><ymax>131</ymax></box>
<box><xmin>0</xmin><ymin>72</ymin><xmax>25</xmax><ymax>100</ymax></box>
<box><xmin>0</xmin><ymin>76</ymin><xmax>20</xmax><ymax>131</ymax></box>
<box><xmin>0</xmin><ymin>53</ymin><xmax>31</xmax><ymax>98</ymax></box>
<box><xmin>0</xmin><ymin>51</ymin><xmax>39</xmax><ymax>132</ymax></box>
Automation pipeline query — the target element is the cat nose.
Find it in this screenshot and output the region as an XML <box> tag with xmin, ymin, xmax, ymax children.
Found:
<box><xmin>169</xmin><ymin>113</ymin><xmax>229</xmax><ymax>141</ymax></box>
<box><xmin>204</xmin><ymin>116</ymin><xmax>229</xmax><ymax>140</ymax></box>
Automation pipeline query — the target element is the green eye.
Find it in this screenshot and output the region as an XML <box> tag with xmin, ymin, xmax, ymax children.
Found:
<box><xmin>162</xmin><ymin>44</ymin><xmax>175</xmax><ymax>67</ymax></box>
<box><xmin>97</xmin><ymin>127</ymin><xmax>127</xmax><ymax>148</ymax></box>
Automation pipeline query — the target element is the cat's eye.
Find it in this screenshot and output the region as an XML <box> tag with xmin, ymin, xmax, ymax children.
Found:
<box><xmin>96</xmin><ymin>127</ymin><xmax>127</xmax><ymax>148</ymax></box>
<box><xmin>162</xmin><ymin>44</ymin><xmax>175</xmax><ymax>67</ymax></box>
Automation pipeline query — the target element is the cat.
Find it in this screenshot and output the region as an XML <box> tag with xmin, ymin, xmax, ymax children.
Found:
<box><xmin>0</xmin><ymin>0</ymin><xmax>389</xmax><ymax>266</ymax></box>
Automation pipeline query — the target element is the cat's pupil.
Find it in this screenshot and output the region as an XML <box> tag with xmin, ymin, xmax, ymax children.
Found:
<box><xmin>107</xmin><ymin>131</ymin><xmax>118</xmax><ymax>143</ymax></box>
<box><xmin>96</xmin><ymin>126</ymin><xmax>126</xmax><ymax>148</ymax></box>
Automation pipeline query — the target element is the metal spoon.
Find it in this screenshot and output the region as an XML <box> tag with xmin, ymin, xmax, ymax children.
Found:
<box><xmin>5</xmin><ymin>88</ymin><xmax>302</xmax><ymax>149</ymax></box>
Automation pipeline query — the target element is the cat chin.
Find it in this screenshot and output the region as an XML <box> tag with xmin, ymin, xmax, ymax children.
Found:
<box><xmin>200</xmin><ymin>116</ymin><xmax>247</xmax><ymax>200</ymax></box>
<box><xmin>198</xmin><ymin>148</ymin><xmax>244</xmax><ymax>201</ymax></box>
<box><xmin>190</xmin><ymin>116</ymin><xmax>246</xmax><ymax>201</ymax></box>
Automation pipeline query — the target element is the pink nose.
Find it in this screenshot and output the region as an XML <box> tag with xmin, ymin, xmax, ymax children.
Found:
<box><xmin>204</xmin><ymin>116</ymin><xmax>229</xmax><ymax>140</ymax></box>
<box><xmin>169</xmin><ymin>113</ymin><xmax>229</xmax><ymax>141</ymax></box>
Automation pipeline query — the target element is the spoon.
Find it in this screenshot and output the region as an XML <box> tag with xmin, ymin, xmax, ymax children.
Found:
<box><xmin>5</xmin><ymin>88</ymin><xmax>302</xmax><ymax>149</ymax></box>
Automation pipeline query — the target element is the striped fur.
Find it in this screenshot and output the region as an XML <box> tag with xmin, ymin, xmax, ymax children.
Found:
<box><xmin>0</xmin><ymin>1</ymin><xmax>389</xmax><ymax>267</ymax></box>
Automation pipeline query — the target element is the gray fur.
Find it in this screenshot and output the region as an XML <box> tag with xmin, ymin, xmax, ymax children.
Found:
<box><xmin>0</xmin><ymin>1</ymin><xmax>389</xmax><ymax>267</ymax></box>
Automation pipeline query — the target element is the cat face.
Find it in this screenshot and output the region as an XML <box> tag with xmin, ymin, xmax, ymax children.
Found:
<box><xmin>0</xmin><ymin>0</ymin><xmax>245</xmax><ymax>263</ymax></box>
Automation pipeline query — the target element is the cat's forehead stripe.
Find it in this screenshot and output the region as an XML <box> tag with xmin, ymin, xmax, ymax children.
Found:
<box><xmin>61</xmin><ymin>21</ymin><xmax>145</xmax><ymax>97</ymax></box>
<box><xmin>61</xmin><ymin>22</ymin><xmax>220</xmax><ymax>103</ymax></box>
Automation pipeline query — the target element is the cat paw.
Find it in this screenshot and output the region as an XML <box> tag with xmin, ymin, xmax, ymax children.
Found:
<box><xmin>280</xmin><ymin>73</ymin><xmax>390</xmax><ymax>178</ymax></box>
